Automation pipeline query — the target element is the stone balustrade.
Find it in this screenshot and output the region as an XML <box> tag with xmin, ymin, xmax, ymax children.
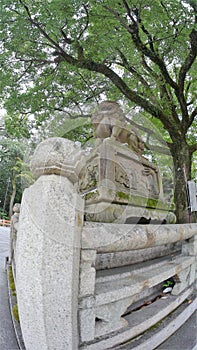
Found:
<box><xmin>78</xmin><ymin>223</ymin><xmax>197</xmax><ymax>347</ymax></box>
<box><xmin>12</xmin><ymin>120</ymin><xmax>196</xmax><ymax>349</ymax></box>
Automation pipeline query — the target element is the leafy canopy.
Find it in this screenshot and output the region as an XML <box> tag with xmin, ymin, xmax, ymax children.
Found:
<box><xmin>0</xmin><ymin>0</ymin><xmax>196</xmax><ymax>222</ymax></box>
<box><xmin>0</xmin><ymin>0</ymin><xmax>196</xmax><ymax>150</ymax></box>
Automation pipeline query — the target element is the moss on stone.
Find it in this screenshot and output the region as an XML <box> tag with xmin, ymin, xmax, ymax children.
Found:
<box><xmin>9</xmin><ymin>267</ymin><xmax>20</xmax><ymax>322</ymax></box>
<box><xmin>116</xmin><ymin>191</ymin><xmax>168</xmax><ymax>210</ymax></box>
<box><xmin>85</xmin><ymin>190</ymin><xmax>99</xmax><ymax>200</ymax></box>
<box><xmin>117</xmin><ymin>191</ymin><xmax>130</xmax><ymax>201</ymax></box>
<box><xmin>9</xmin><ymin>268</ymin><xmax>16</xmax><ymax>292</ymax></box>
<box><xmin>148</xmin><ymin>319</ymin><xmax>163</xmax><ymax>331</ymax></box>
<box><xmin>12</xmin><ymin>304</ymin><xmax>20</xmax><ymax>323</ymax></box>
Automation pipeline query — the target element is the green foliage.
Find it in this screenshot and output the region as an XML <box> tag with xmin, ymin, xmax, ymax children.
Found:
<box><xmin>0</xmin><ymin>0</ymin><xmax>195</xmax><ymax>140</ymax></box>
<box><xmin>0</xmin><ymin>0</ymin><xmax>196</xmax><ymax>221</ymax></box>
<box><xmin>0</xmin><ymin>135</ymin><xmax>34</xmax><ymax>216</ymax></box>
<box><xmin>0</xmin><ymin>208</ymin><xmax>9</xmax><ymax>219</ymax></box>
<box><xmin>63</xmin><ymin>123</ymin><xmax>93</xmax><ymax>146</ymax></box>
<box><xmin>191</xmin><ymin>151</ymin><xmax>197</xmax><ymax>180</ymax></box>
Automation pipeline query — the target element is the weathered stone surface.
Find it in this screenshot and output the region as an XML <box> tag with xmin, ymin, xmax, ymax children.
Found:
<box><xmin>95</xmin><ymin>297</ymin><xmax>132</xmax><ymax>337</ymax></box>
<box><xmin>91</xmin><ymin>101</ymin><xmax>144</xmax><ymax>154</ymax></box>
<box><xmin>77</xmin><ymin>101</ymin><xmax>176</xmax><ymax>224</ymax></box>
<box><xmin>82</xmin><ymin>222</ymin><xmax>197</xmax><ymax>253</ymax></box>
<box><xmin>13</xmin><ymin>128</ymin><xmax>196</xmax><ymax>350</ymax></box>
<box><xmin>182</xmin><ymin>234</ymin><xmax>197</xmax><ymax>256</ymax></box>
<box><xmin>79</xmin><ymin>307</ymin><xmax>95</xmax><ymax>343</ymax></box>
<box><xmin>189</xmin><ymin>263</ymin><xmax>196</xmax><ymax>285</ymax></box>
<box><xmin>79</xmin><ymin>296</ymin><xmax>96</xmax><ymax>343</ymax></box>
<box><xmin>77</xmin><ymin>256</ymin><xmax>195</xmax><ymax>341</ymax></box>
<box><xmin>84</xmin><ymin>201</ymin><xmax>175</xmax><ymax>224</ymax></box>
<box><xmin>95</xmin><ymin>256</ymin><xmax>195</xmax><ymax>306</ymax></box>
<box><xmin>80</xmin><ymin>288</ymin><xmax>195</xmax><ymax>350</ymax></box>
<box><xmin>78</xmin><ymin>136</ymin><xmax>175</xmax><ymax>223</ymax></box>
<box><xmin>9</xmin><ymin>203</ymin><xmax>21</xmax><ymax>264</ymax></box>
<box><xmin>79</xmin><ymin>249</ymin><xmax>96</xmax><ymax>297</ymax></box>
<box><xmin>30</xmin><ymin>137</ymin><xmax>84</xmax><ymax>182</ymax></box>
<box><xmin>172</xmin><ymin>266</ymin><xmax>193</xmax><ymax>295</ymax></box>
<box><xmin>95</xmin><ymin>243</ymin><xmax>181</xmax><ymax>270</ymax></box>
<box><xmin>16</xmin><ymin>174</ymin><xmax>84</xmax><ymax>350</ymax></box>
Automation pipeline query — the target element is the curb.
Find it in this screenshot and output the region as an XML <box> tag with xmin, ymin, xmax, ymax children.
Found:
<box><xmin>132</xmin><ymin>296</ymin><xmax>197</xmax><ymax>350</ymax></box>
<box><xmin>6</xmin><ymin>261</ymin><xmax>26</xmax><ymax>350</ymax></box>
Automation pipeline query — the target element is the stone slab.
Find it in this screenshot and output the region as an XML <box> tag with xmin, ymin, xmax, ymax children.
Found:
<box><xmin>95</xmin><ymin>256</ymin><xmax>195</xmax><ymax>306</ymax></box>
<box><xmin>80</xmin><ymin>288</ymin><xmax>194</xmax><ymax>349</ymax></box>
<box><xmin>82</xmin><ymin>222</ymin><xmax>197</xmax><ymax>253</ymax></box>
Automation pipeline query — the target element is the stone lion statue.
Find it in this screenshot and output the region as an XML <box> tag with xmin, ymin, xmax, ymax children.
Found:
<box><xmin>91</xmin><ymin>101</ymin><xmax>144</xmax><ymax>155</ymax></box>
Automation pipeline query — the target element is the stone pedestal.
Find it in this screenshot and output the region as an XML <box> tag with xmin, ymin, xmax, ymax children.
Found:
<box><xmin>78</xmin><ymin>138</ymin><xmax>175</xmax><ymax>224</ymax></box>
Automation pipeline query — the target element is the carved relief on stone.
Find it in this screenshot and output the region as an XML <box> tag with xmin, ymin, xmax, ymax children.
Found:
<box><xmin>115</xmin><ymin>164</ymin><xmax>137</xmax><ymax>190</ymax></box>
<box><xmin>115</xmin><ymin>164</ymin><xmax>129</xmax><ymax>189</ymax></box>
<box><xmin>79</xmin><ymin>163</ymin><xmax>99</xmax><ymax>192</ymax></box>
<box><xmin>142</xmin><ymin>166</ymin><xmax>159</xmax><ymax>196</ymax></box>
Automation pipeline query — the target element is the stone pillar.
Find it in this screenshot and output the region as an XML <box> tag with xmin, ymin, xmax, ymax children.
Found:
<box><xmin>15</xmin><ymin>138</ymin><xmax>84</xmax><ymax>350</ymax></box>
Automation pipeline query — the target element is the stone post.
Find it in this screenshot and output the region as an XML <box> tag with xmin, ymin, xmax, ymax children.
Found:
<box><xmin>15</xmin><ymin>138</ymin><xmax>84</xmax><ymax>350</ymax></box>
<box><xmin>182</xmin><ymin>234</ymin><xmax>197</xmax><ymax>290</ymax></box>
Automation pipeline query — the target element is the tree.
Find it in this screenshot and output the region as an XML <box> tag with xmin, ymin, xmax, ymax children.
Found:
<box><xmin>0</xmin><ymin>0</ymin><xmax>196</xmax><ymax>222</ymax></box>
<box><xmin>0</xmin><ymin>136</ymin><xmax>34</xmax><ymax>217</ymax></box>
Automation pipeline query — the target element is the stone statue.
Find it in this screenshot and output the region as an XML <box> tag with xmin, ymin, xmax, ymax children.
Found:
<box><xmin>9</xmin><ymin>203</ymin><xmax>21</xmax><ymax>264</ymax></box>
<box><xmin>91</xmin><ymin>101</ymin><xmax>144</xmax><ymax>155</ymax></box>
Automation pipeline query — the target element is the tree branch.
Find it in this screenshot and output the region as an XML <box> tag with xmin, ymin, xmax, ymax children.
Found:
<box><xmin>178</xmin><ymin>29</ymin><xmax>197</xmax><ymax>128</ymax></box>
<box><xmin>19</xmin><ymin>0</ymin><xmax>77</xmax><ymax>66</ymax></box>
<box><xmin>77</xmin><ymin>4</ymin><xmax>89</xmax><ymax>41</ymax></box>
<box><xmin>178</xmin><ymin>29</ymin><xmax>197</xmax><ymax>91</ymax></box>
<box><xmin>117</xmin><ymin>48</ymin><xmax>150</xmax><ymax>88</ymax></box>
<box><xmin>189</xmin><ymin>107</ymin><xmax>197</xmax><ymax>127</ymax></box>
<box><xmin>104</xmin><ymin>4</ymin><xmax>178</xmax><ymax>90</ymax></box>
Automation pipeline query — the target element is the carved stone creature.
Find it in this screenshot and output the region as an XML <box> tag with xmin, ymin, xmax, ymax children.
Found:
<box><xmin>91</xmin><ymin>101</ymin><xmax>144</xmax><ymax>154</ymax></box>
<box><xmin>9</xmin><ymin>203</ymin><xmax>21</xmax><ymax>263</ymax></box>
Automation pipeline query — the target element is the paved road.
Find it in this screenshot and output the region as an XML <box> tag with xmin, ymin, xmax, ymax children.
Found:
<box><xmin>0</xmin><ymin>226</ymin><xmax>19</xmax><ymax>350</ymax></box>
<box><xmin>157</xmin><ymin>310</ymin><xmax>197</xmax><ymax>350</ymax></box>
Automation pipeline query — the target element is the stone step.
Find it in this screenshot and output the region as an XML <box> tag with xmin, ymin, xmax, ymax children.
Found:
<box><xmin>80</xmin><ymin>288</ymin><xmax>196</xmax><ymax>350</ymax></box>
<box><xmin>95</xmin><ymin>255</ymin><xmax>195</xmax><ymax>306</ymax></box>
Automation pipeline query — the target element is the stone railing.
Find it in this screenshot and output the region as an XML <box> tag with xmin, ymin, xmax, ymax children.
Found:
<box><xmin>13</xmin><ymin>136</ymin><xmax>197</xmax><ymax>350</ymax></box>
<box><xmin>79</xmin><ymin>222</ymin><xmax>196</xmax><ymax>349</ymax></box>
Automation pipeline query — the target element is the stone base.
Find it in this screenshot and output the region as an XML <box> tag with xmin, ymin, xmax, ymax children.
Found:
<box><xmin>85</xmin><ymin>200</ymin><xmax>176</xmax><ymax>224</ymax></box>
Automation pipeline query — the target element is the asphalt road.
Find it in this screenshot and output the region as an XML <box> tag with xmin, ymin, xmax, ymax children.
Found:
<box><xmin>0</xmin><ymin>226</ymin><xmax>19</xmax><ymax>350</ymax></box>
<box><xmin>157</xmin><ymin>310</ymin><xmax>197</xmax><ymax>350</ymax></box>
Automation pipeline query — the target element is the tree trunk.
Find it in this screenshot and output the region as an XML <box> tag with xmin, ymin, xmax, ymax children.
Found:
<box><xmin>171</xmin><ymin>140</ymin><xmax>192</xmax><ymax>223</ymax></box>
<box><xmin>9</xmin><ymin>172</ymin><xmax>16</xmax><ymax>219</ymax></box>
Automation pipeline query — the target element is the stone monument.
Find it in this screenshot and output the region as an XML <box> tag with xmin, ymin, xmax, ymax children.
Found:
<box><xmin>78</xmin><ymin>101</ymin><xmax>176</xmax><ymax>224</ymax></box>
